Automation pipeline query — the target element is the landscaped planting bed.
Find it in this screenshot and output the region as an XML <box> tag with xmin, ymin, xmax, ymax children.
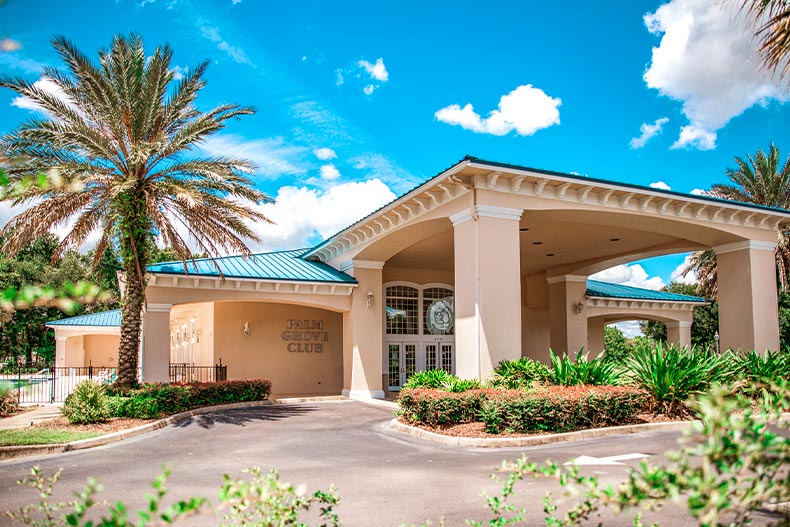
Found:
<box><xmin>398</xmin><ymin>385</ymin><xmax>650</xmax><ymax>435</ymax></box>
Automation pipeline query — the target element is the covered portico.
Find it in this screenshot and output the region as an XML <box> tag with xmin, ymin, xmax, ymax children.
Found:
<box><xmin>303</xmin><ymin>157</ymin><xmax>790</xmax><ymax>392</ymax></box>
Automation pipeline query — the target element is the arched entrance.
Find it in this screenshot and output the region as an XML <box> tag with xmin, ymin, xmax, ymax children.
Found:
<box><xmin>384</xmin><ymin>282</ymin><xmax>455</xmax><ymax>390</ymax></box>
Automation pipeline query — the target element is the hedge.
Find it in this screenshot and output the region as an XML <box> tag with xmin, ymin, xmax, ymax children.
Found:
<box><xmin>107</xmin><ymin>379</ymin><xmax>272</xmax><ymax>419</ymax></box>
<box><xmin>397</xmin><ymin>385</ymin><xmax>648</xmax><ymax>434</ymax></box>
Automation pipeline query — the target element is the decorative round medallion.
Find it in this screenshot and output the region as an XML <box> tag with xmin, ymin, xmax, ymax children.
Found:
<box><xmin>426</xmin><ymin>297</ymin><xmax>454</xmax><ymax>334</ymax></box>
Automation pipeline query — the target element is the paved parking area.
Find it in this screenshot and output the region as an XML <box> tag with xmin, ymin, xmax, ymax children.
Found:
<box><xmin>0</xmin><ymin>401</ymin><xmax>783</xmax><ymax>526</ymax></box>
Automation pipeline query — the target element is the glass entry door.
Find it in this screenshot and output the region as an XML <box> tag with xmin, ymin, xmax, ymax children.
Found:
<box><xmin>424</xmin><ymin>341</ymin><xmax>454</xmax><ymax>374</ymax></box>
<box><xmin>387</xmin><ymin>342</ymin><xmax>417</xmax><ymax>390</ymax></box>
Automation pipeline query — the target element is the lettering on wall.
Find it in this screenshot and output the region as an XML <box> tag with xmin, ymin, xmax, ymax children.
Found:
<box><xmin>280</xmin><ymin>319</ymin><xmax>328</xmax><ymax>353</ymax></box>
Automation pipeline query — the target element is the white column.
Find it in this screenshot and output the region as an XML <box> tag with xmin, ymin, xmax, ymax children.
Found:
<box><xmin>142</xmin><ymin>303</ymin><xmax>172</xmax><ymax>383</ymax></box>
<box><xmin>666</xmin><ymin>320</ymin><xmax>692</xmax><ymax>348</ymax></box>
<box><xmin>548</xmin><ymin>275</ymin><xmax>589</xmax><ymax>356</ymax></box>
<box><xmin>452</xmin><ymin>205</ymin><xmax>523</xmax><ymax>381</ymax></box>
<box><xmin>714</xmin><ymin>240</ymin><xmax>779</xmax><ymax>352</ymax></box>
<box><xmin>341</xmin><ymin>260</ymin><xmax>385</xmax><ymax>399</ymax></box>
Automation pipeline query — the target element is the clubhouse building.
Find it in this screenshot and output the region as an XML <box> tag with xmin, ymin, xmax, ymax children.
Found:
<box><xmin>48</xmin><ymin>157</ymin><xmax>790</xmax><ymax>398</ymax></box>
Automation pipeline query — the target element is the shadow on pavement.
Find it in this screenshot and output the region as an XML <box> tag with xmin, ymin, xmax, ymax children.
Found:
<box><xmin>174</xmin><ymin>404</ymin><xmax>317</xmax><ymax>430</ymax></box>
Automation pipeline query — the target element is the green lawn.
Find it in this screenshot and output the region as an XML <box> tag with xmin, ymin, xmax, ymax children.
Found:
<box><xmin>0</xmin><ymin>428</ymin><xmax>100</xmax><ymax>446</ymax></box>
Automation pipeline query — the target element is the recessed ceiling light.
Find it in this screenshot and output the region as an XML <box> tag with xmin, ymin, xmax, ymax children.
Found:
<box><xmin>609</xmin><ymin>238</ymin><xmax>621</xmax><ymax>242</ymax></box>
<box><xmin>519</xmin><ymin>227</ymin><xmax>530</xmax><ymax>231</ymax></box>
<box><xmin>532</xmin><ymin>241</ymin><xmax>542</xmax><ymax>245</ymax></box>
<box><xmin>546</xmin><ymin>253</ymin><xmax>555</xmax><ymax>257</ymax></box>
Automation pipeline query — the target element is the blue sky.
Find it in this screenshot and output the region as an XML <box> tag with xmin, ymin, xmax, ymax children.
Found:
<box><xmin>1</xmin><ymin>0</ymin><xmax>789</xmax><ymax>294</ymax></box>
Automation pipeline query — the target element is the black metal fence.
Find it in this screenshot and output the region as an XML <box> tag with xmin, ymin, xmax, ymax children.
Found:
<box><xmin>169</xmin><ymin>361</ymin><xmax>227</xmax><ymax>383</ymax></box>
<box><xmin>1</xmin><ymin>361</ymin><xmax>228</xmax><ymax>403</ymax></box>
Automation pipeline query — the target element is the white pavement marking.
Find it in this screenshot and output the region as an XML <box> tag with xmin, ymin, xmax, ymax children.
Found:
<box><xmin>564</xmin><ymin>453</ymin><xmax>650</xmax><ymax>466</ymax></box>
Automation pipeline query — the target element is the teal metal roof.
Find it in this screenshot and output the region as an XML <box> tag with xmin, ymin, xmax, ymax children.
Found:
<box><xmin>586</xmin><ymin>280</ymin><xmax>706</xmax><ymax>303</ymax></box>
<box><xmin>48</xmin><ymin>309</ymin><xmax>121</xmax><ymax>327</ymax></box>
<box><xmin>146</xmin><ymin>249</ymin><xmax>357</xmax><ymax>283</ymax></box>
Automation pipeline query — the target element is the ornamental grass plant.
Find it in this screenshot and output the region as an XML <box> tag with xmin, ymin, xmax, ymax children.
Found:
<box><xmin>548</xmin><ymin>350</ymin><xmax>623</xmax><ymax>386</ymax></box>
<box><xmin>624</xmin><ymin>341</ymin><xmax>733</xmax><ymax>416</ymax></box>
<box><xmin>489</xmin><ymin>358</ymin><xmax>549</xmax><ymax>390</ymax></box>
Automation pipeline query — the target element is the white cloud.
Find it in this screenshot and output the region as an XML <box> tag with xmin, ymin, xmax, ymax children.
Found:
<box><xmin>319</xmin><ymin>163</ymin><xmax>340</xmax><ymax>180</ymax></box>
<box><xmin>435</xmin><ymin>84</ymin><xmax>561</xmax><ymax>136</ymax></box>
<box><xmin>199</xmin><ymin>134</ymin><xmax>308</xmax><ymax>178</ymax></box>
<box><xmin>244</xmin><ymin>179</ymin><xmax>396</xmax><ymax>250</ymax></box>
<box><xmin>358</xmin><ymin>57</ymin><xmax>388</xmax><ymax>82</ymax></box>
<box><xmin>590</xmin><ymin>264</ymin><xmax>665</xmax><ymax>290</ymax></box>
<box><xmin>170</xmin><ymin>65</ymin><xmax>187</xmax><ymax>81</ymax></box>
<box><xmin>611</xmin><ymin>321</ymin><xmax>644</xmax><ymax>339</ymax></box>
<box><xmin>10</xmin><ymin>77</ymin><xmax>73</xmax><ymax>115</ymax></box>
<box><xmin>199</xmin><ymin>24</ymin><xmax>252</xmax><ymax>65</ymax></box>
<box><xmin>351</xmin><ymin>152</ymin><xmax>421</xmax><ymax>193</ymax></box>
<box><xmin>231</xmin><ymin>0</ymin><xmax>242</xmax><ymax>4</ymax></box>
<box><xmin>313</xmin><ymin>147</ymin><xmax>337</xmax><ymax>160</ymax></box>
<box><xmin>672</xmin><ymin>125</ymin><xmax>716</xmax><ymax>150</ymax></box>
<box><xmin>363</xmin><ymin>84</ymin><xmax>375</xmax><ymax>96</ymax></box>
<box><xmin>0</xmin><ymin>52</ymin><xmax>46</xmax><ymax>75</ymax></box>
<box><xmin>670</xmin><ymin>254</ymin><xmax>697</xmax><ymax>285</ymax></box>
<box><xmin>0</xmin><ymin>38</ymin><xmax>22</xmax><ymax>52</ymax></box>
<box><xmin>643</xmin><ymin>0</ymin><xmax>786</xmax><ymax>150</ymax></box>
<box><xmin>649</xmin><ymin>181</ymin><xmax>671</xmax><ymax>191</ymax></box>
<box><xmin>630</xmin><ymin>117</ymin><xmax>669</xmax><ymax>148</ymax></box>
<box><xmin>335</xmin><ymin>69</ymin><xmax>345</xmax><ymax>86</ymax></box>
<box><xmin>690</xmin><ymin>188</ymin><xmax>709</xmax><ymax>196</ymax></box>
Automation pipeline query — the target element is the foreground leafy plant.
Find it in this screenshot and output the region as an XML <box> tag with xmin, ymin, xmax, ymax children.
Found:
<box><xmin>465</xmin><ymin>382</ymin><xmax>790</xmax><ymax>527</ymax></box>
<box><xmin>62</xmin><ymin>380</ymin><xmax>111</xmax><ymax>424</ymax></box>
<box><xmin>7</xmin><ymin>465</ymin><xmax>340</xmax><ymax>527</ymax></box>
<box><xmin>403</xmin><ymin>369</ymin><xmax>453</xmax><ymax>390</ymax></box>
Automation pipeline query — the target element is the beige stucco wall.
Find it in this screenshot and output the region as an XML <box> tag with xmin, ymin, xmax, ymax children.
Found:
<box><xmin>64</xmin><ymin>335</ymin><xmax>84</xmax><ymax>367</ymax></box>
<box><xmin>214</xmin><ymin>302</ymin><xmax>343</xmax><ymax>395</ymax></box>
<box><xmin>83</xmin><ymin>335</ymin><xmax>120</xmax><ymax>367</ymax></box>
<box><xmin>383</xmin><ymin>267</ymin><xmax>454</xmax><ymax>285</ymax></box>
<box><xmin>522</xmin><ymin>273</ymin><xmax>551</xmax><ymax>362</ymax></box>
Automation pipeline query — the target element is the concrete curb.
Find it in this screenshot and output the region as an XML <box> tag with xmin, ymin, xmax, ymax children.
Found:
<box><xmin>390</xmin><ymin>411</ymin><xmax>790</xmax><ymax>448</ymax></box>
<box><xmin>389</xmin><ymin>418</ymin><xmax>697</xmax><ymax>448</ymax></box>
<box><xmin>0</xmin><ymin>399</ymin><xmax>285</xmax><ymax>462</ymax></box>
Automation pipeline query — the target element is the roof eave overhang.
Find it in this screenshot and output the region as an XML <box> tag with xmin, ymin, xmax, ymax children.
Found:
<box><xmin>303</xmin><ymin>157</ymin><xmax>790</xmax><ymax>264</ymax></box>
<box><xmin>147</xmin><ymin>272</ymin><xmax>357</xmax><ymax>296</ymax></box>
<box><xmin>586</xmin><ymin>295</ymin><xmax>709</xmax><ymax>311</ymax></box>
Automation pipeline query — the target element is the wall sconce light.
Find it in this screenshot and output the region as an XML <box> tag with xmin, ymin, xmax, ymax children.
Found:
<box><xmin>574</xmin><ymin>302</ymin><xmax>585</xmax><ymax>315</ymax></box>
<box><xmin>366</xmin><ymin>291</ymin><xmax>374</xmax><ymax>308</ymax></box>
<box><xmin>243</xmin><ymin>321</ymin><xmax>250</xmax><ymax>336</ymax></box>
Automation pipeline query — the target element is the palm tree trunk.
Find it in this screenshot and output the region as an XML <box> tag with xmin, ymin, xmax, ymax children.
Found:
<box><xmin>116</xmin><ymin>264</ymin><xmax>144</xmax><ymax>389</ymax></box>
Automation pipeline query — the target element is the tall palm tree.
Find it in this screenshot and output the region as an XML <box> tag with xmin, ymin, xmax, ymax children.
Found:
<box><xmin>0</xmin><ymin>35</ymin><xmax>270</xmax><ymax>388</ymax></box>
<box><xmin>742</xmin><ymin>0</ymin><xmax>790</xmax><ymax>80</ymax></box>
<box><xmin>685</xmin><ymin>143</ymin><xmax>790</xmax><ymax>297</ymax></box>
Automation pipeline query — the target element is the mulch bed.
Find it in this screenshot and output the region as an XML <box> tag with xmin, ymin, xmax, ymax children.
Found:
<box><xmin>400</xmin><ymin>412</ymin><xmax>689</xmax><ymax>439</ymax></box>
<box><xmin>28</xmin><ymin>416</ymin><xmax>155</xmax><ymax>434</ymax></box>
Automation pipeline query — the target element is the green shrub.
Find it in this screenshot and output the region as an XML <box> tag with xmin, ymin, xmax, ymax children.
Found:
<box><xmin>624</xmin><ymin>341</ymin><xmax>733</xmax><ymax>416</ymax></box>
<box><xmin>489</xmin><ymin>358</ymin><xmax>548</xmax><ymax>389</ymax></box>
<box><xmin>397</xmin><ymin>389</ymin><xmax>492</xmax><ymax>426</ymax></box>
<box><xmin>441</xmin><ymin>377</ymin><xmax>481</xmax><ymax>392</ymax></box>
<box><xmin>731</xmin><ymin>349</ymin><xmax>790</xmax><ymax>384</ymax></box>
<box><xmin>480</xmin><ymin>385</ymin><xmax>648</xmax><ymax>434</ymax></box>
<box><xmin>62</xmin><ymin>380</ymin><xmax>112</xmax><ymax>424</ymax></box>
<box><xmin>402</xmin><ymin>369</ymin><xmax>452</xmax><ymax>389</ymax></box>
<box><xmin>548</xmin><ymin>350</ymin><xmax>622</xmax><ymax>386</ymax></box>
<box><xmin>0</xmin><ymin>381</ymin><xmax>18</xmax><ymax>417</ymax></box>
<box><xmin>108</xmin><ymin>379</ymin><xmax>272</xmax><ymax>419</ymax></box>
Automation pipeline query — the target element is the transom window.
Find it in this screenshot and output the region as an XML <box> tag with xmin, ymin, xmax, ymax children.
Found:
<box><xmin>385</xmin><ymin>283</ymin><xmax>454</xmax><ymax>336</ymax></box>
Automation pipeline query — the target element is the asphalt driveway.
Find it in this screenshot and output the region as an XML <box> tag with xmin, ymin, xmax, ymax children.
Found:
<box><xmin>0</xmin><ymin>401</ymin><xmax>783</xmax><ymax>526</ymax></box>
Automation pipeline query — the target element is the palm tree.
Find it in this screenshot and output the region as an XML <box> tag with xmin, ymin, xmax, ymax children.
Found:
<box><xmin>0</xmin><ymin>35</ymin><xmax>270</xmax><ymax>388</ymax></box>
<box><xmin>742</xmin><ymin>0</ymin><xmax>790</xmax><ymax>80</ymax></box>
<box><xmin>685</xmin><ymin>143</ymin><xmax>790</xmax><ymax>297</ymax></box>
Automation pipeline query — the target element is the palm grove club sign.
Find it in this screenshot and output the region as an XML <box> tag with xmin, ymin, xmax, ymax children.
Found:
<box><xmin>281</xmin><ymin>319</ymin><xmax>328</xmax><ymax>353</ymax></box>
